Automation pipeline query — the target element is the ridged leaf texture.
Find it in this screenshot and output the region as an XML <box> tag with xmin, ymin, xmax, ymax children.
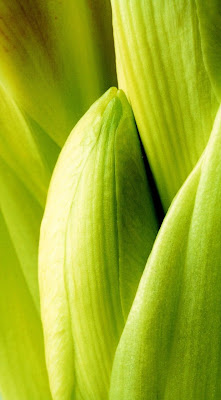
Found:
<box><xmin>110</xmin><ymin>105</ymin><xmax>221</xmax><ymax>400</ymax></box>
<box><xmin>111</xmin><ymin>0</ymin><xmax>219</xmax><ymax>209</ymax></box>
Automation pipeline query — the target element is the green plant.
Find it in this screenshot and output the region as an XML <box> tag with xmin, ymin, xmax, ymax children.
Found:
<box><xmin>0</xmin><ymin>1</ymin><xmax>221</xmax><ymax>399</ymax></box>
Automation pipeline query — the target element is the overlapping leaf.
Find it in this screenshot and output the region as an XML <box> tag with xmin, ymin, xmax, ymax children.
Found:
<box><xmin>0</xmin><ymin>2</ymin><xmax>117</xmax><ymax>397</ymax></box>
<box><xmin>0</xmin><ymin>79</ymin><xmax>56</xmax><ymax>398</ymax></box>
<box><xmin>0</xmin><ymin>184</ymin><xmax>52</xmax><ymax>399</ymax></box>
<box><xmin>0</xmin><ymin>81</ymin><xmax>56</xmax><ymax>206</ymax></box>
<box><xmin>111</xmin><ymin>0</ymin><xmax>219</xmax><ymax>209</ymax></box>
<box><xmin>0</xmin><ymin>0</ymin><xmax>116</xmax><ymax>146</ymax></box>
<box><xmin>39</xmin><ymin>88</ymin><xmax>159</xmax><ymax>400</ymax></box>
<box><xmin>1</xmin><ymin>1</ymin><xmax>221</xmax><ymax>399</ymax></box>
<box><xmin>110</xmin><ymin>106</ymin><xmax>221</xmax><ymax>399</ymax></box>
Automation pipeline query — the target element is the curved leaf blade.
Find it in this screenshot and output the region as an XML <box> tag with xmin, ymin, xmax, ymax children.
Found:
<box><xmin>0</xmin><ymin>81</ymin><xmax>53</xmax><ymax>207</ymax></box>
<box><xmin>111</xmin><ymin>0</ymin><xmax>218</xmax><ymax>209</ymax></box>
<box><xmin>110</xmin><ymin>106</ymin><xmax>221</xmax><ymax>400</ymax></box>
<box><xmin>0</xmin><ymin>210</ymin><xmax>52</xmax><ymax>400</ymax></box>
<box><xmin>0</xmin><ymin>0</ymin><xmax>116</xmax><ymax>146</ymax></box>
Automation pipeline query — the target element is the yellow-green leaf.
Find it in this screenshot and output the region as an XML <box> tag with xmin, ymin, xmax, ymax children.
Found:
<box><xmin>0</xmin><ymin>0</ymin><xmax>116</xmax><ymax>146</ymax></box>
<box><xmin>0</xmin><ymin>83</ymin><xmax>55</xmax><ymax>398</ymax></box>
<box><xmin>0</xmin><ymin>206</ymin><xmax>51</xmax><ymax>400</ymax></box>
<box><xmin>111</xmin><ymin>0</ymin><xmax>218</xmax><ymax>209</ymax></box>
<box><xmin>110</xmin><ymin>106</ymin><xmax>221</xmax><ymax>399</ymax></box>
<box><xmin>196</xmin><ymin>1</ymin><xmax>221</xmax><ymax>102</ymax></box>
<box><xmin>0</xmin><ymin>158</ymin><xmax>44</xmax><ymax>308</ymax></box>
<box><xmin>0</xmin><ymin>81</ymin><xmax>54</xmax><ymax>207</ymax></box>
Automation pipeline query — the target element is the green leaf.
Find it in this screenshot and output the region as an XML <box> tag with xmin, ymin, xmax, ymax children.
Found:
<box><xmin>0</xmin><ymin>158</ymin><xmax>44</xmax><ymax>309</ymax></box>
<box><xmin>0</xmin><ymin>81</ymin><xmax>54</xmax><ymax>207</ymax></box>
<box><xmin>0</xmin><ymin>83</ymin><xmax>55</xmax><ymax>398</ymax></box>
<box><xmin>196</xmin><ymin>1</ymin><xmax>221</xmax><ymax>102</ymax></box>
<box><xmin>84</xmin><ymin>0</ymin><xmax>117</xmax><ymax>90</ymax></box>
<box><xmin>39</xmin><ymin>88</ymin><xmax>159</xmax><ymax>400</ymax></box>
<box><xmin>111</xmin><ymin>0</ymin><xmax>218</xmax><ymax>209</ymax></box>
<box><xmin>0</xmin><ymin>0</ymin><xmax>116</xmax><ymax>146</ymax></box>
<box><xmin>0</xmin><ymin>200</ymin><xmax>51</xmax><ymax>399</ymax></box>
<box><xmin>109</xmin><ymin>106</ymin><xmax>221</xmax><ymax>400</ymax></box>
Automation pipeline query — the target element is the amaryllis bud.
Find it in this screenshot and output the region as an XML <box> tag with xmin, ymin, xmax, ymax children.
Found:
<box><xmin>39</xmin><ymin>87</ymin><xmax>158</xmax><ymax>400</ymax></box>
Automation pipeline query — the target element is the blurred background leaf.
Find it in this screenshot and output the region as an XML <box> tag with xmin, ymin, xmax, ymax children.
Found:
<box><xmin>0</xmin><ymin>0</ymin><xmax>117</xmax><ymax>398</ymax></box>
<box><xmin>0</xmin><ymin>0</ymin><xmax>116</xmax><ymax>147</ymax></box>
